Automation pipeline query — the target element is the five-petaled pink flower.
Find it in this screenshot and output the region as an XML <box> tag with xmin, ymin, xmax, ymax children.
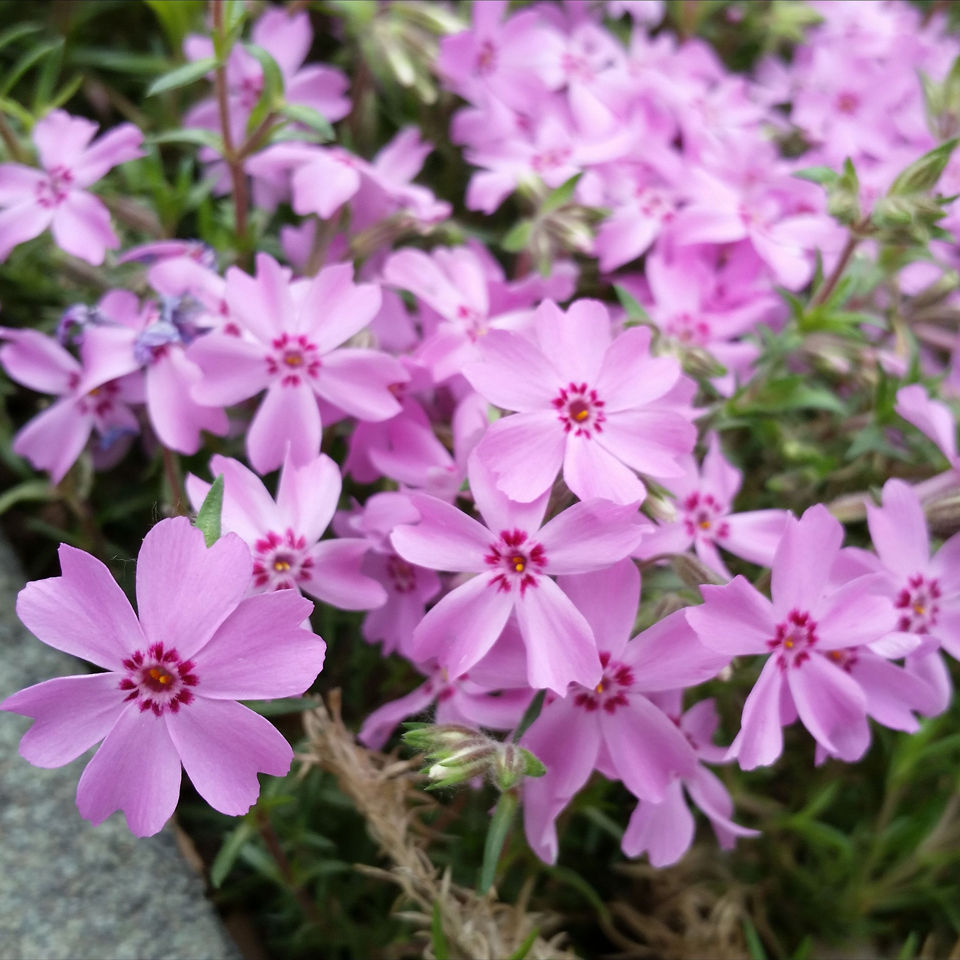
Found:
<box><xmin>465</xmin><ymin>298</ymin><xmax>696</xmax><ymax>505</ymax></box>
<box><xmin>0</xmin><ymin>110</ymin><xmax>143</xmax><ymax>264</ymax></box>
<box><xmin>1</xmin><ymin>517</ymin><xmax>326</xmax><ymax>837</ymax></box>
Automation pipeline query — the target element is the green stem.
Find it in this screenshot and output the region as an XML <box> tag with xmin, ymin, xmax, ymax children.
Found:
<box><xmin>161</xmin><ymin>445</ymin><xmax>186</xmax><ymax>516</ymax></box>
<box><xmin>810</xmin><ymin>231</ymin><xmax>860</xmax><ymax>308</ymax></box>
<box><xmin>0</xmin><ymin>110</ymin><xmax>27</xmax><ymax>163</ymax></box>
<box><xmin>477</xmin><ymin>790</ymin><xmax>518</xmax><ymax>896</ymax></box>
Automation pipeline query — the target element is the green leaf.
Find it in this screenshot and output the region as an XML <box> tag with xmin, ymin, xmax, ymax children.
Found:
<box><xmin>0</xmin><ymin>22</ymin><xmax>44</xmax><ymax>55</ymax></box>
<box><xmin>508</xmin><ymin>927</ymin><xmax>540</xmax><ymax>960</ymax></box>
<box><xmin>242</xmin><ymin>43</ymin><xmax>285</xmax><ymax>137</ymax></box>
<box><xmin>431</xmin><ymin>902</ymin><xmax>450</xmax><ymax>960</ymax></box>
<box><xmin>541</xmin><ymin>172</ymin><xmax>582</xmax><ymax>214</ymax></box>
<box><xmin>614</xmin><ymin>283</ymin><xmax>651</xmax><ymax>323</ymax></box>
<box><xmin>793</xmin><ymin>165</ymin><xmax>838</xmax><ymax>185</ymax></box>
<box><xmin>477</xmin><ymin>790</ymin><xmax>518</xmax><ymax>894</ymax></box>
<box><xmin>0</xmin><ymin>38</ymin><xmax>64</xmax><ymax>98</ymax></box>
<box><xmin>69</xmin><ymin>46</ymin><xmax>173</xmax><ymax>75</ymax></box>
<box><xmin>512</xmin><ymin>689</ymin><xmax>546</xmax><ymax>743</ymax></box>
<box><xmin>0</xmin><ymin>479</ymin><xmax>55</xmax><ymax>516</ymax></box>
<box><xmin>146</xmin><ymin>57</ymin><xmax>217</xmax><ymax>97</ymax></box>
<box><xmin>241</xmin><ymin>696</ymin><xmax>320</xmax><ymax>717</ymax></box>
<box><xmin>889</xmin><ymin>138</ymin><xmax>960</xmax><ymax>196</ymax></box>
<box><xmin>502</xmin><ymin>219</ymin><xmax>533</xmax><ymax>253</ymax></box>
<box><xmin>520</xmin><ymin>748</ymin><xmax>546</xmax><ymax>778</ymax></box>
<box><xmin>194</xmin><ymin>474</ymin><xmax>223</xmax><ymax>547</ymax></box>
<box><xmin>145</xmin><ymin>0</ymin><xmax>204</xmax><ymax>51</ymax></box>
<box><xmin>277</xmin><ymin>102</ymin><xmax>335</xmax><ymax>141</ymax></box>
<box><xmin>742</xmin><ymin>917</ymin><xmax>768</xmax><ymax>960</ymax></box>
<box><xmin>150</xmin><ymin>128</ymin><xmax>224</xmax><ymax>152</ymax></box>
<box><xmin>210</xmin><ymin>818</ymin><xmax>256</xmax><ymax>888</ymax></box>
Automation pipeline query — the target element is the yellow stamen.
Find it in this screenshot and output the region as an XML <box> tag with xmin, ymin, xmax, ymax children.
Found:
<box><xmin>149</xmin><ymin>667</ymin><xmax>172</xmax><ymax>685</ymax></box>
<box><xmin>512</xmin><ymin>555</ymin><xmax>525</xmax><ymax>572</ymax></box>
<box><xmin>913</xmin><ymin>604</ymin><xmax>925</xmax><ymax>615</ymax></box>
<box><xmin>284</xmin><ymin>354</ymin><xmax>303</xmax><ymax>366</ymax></box>
<box><xmin>595</xmin><ymin>682</ymin><xmax>604</xmax><ymax>694</ymax></box>
<box><xmin>274</xmin><ymin>560</ymin><xmax>291</xmax><ymax>572</ymax></box>
<box><xmin>699</xmin><ymin>520</ymin><xmax>711</xmax><ymax>530</ymax></box>
<box><xmin>784</xmin><ymin>639</ymin><xmax>794</xmax><ymax>649</ymax></box>
<box><xmin>573</xmin><ymin>408</ymin><xmax>589</xmax><ymax>421</ymax></box>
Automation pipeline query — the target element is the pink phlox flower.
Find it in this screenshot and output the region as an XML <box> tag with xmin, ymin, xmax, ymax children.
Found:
<box><xmin>186</xmin><ymin>450</ymin><xmax>387</xmax><ymax>612</ymax></box>
<box><xmin>0</xmin><ymin>325</ymin><xmax>141</xmax><ymax>483</ymax></box>
<box><xmin>359</xmin><ymin>622</ymin><xmax>532</xmax><ymax>749</ymax></box>
<box><xmin>622</xmin><ymin>692</ymin><xmax>759</xmax><ymax>867</ymax></box>
<box><xmin>0</xmin><ymin>110</ymin><xmax>143</xmax><ymax>264</ymax></box>
<box><xmin>333</xmin><ymin>492</ymin><xmax>442</xmax><ymax>655</ymax></box>
<box><xmin>686</xmin><ymin>504</ymin><xmax>896</xmax><ymax>769</ymax></box>
<box><xmin>521</xmin><ymin>560</ymin><xmax>729</xmax><ymax>863</ymax></box>
<box><xmin>1</xmin><ymin>517</ymin><xmax>326</xmax><ymax>837</ymax></box>
<box><xmin>78</xmin><ymin>289</ymin><xmax>229</xmax><ymax>455</ymax></box>
<box><xmin>895</xmin><ymin>384</ymin><xmax>960</xmax><ymax>479</ymax></box>
<box><xmin>466</xmin><ymin>298</ymin><xmax>697</xmax><ymax>505</ymax></box>
<box><xmin>634</xmin><ymin>433</ymin><xmax>790</xmax><ymax>579</ymax></box>
<box><xmin>607</xmin><ymin>1</ymin><xmax>665</xmax><ymax>25</ymax></box>
<box><xmin>187</xmin><ymin>253</ymin><xmax>404</xmax><ymax>474</ymax></box>
<box><xmin>383</xmin><ymin>244</ymin><xmax>537</xmax><ymax>382</ymax></box>
<box><xmin>390</xmin><ymin>452</ymin><xmax>646</xmax><ymax>693</ymax></box>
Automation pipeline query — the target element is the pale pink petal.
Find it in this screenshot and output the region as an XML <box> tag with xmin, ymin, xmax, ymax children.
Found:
<box><xmin>0</xmin><ymin>328</ymin><xmax>79</xmax><ymax>393</ymax></box>
<box><xmin>391</xmin><ymin>495</ymin><xmax>491</xmax><ymax>572</ymax></box>
<box><xmin>906</xmin><ymin>651</ymin><xmax>952</xmax><ymax>715</ymax></box>
<box><xmin>522</xmin><ymin>696</ymin><xmax>601</xmax><ymax>798</ymax></box>
<box><xmin>632</xmin><ymin>522</ymin><xmax>692</xmax><ymax>559</ymax></box>
<box><xmin>539</xmin><ymin>499</ymin><xmax>646</xmax><ymax>573</ymax></box>
<box><xmin>596</xmin><ymin>410</ymin><xmax>695</xmax><ymax>478</ymax></box>
<box><xmin>694</xmin><ymin>538</ymin><xmax>733</xmax><ymax>581</ymax></box>
<box><xmin>722</xmin><ymin>510</ymin><xmax>790</xmax><ymax>567</ymax></box>
<box><xmin>313</xmin><ymin>349</ymin><xmax>404</xmax><ymax>421</ymax></box>
<box><xmin>701</xmin><ymin>433</ymin><xmax>742</xmax><ymax>502</ymax></box>
<box><xmin>305</xmin><ymin>539</ymin><xmax>388</xmax><ymax>610</ymax></box>
<box><xmin>463</xmin><ymin>330</ymin><xmax>558</xmax><ymax>412</ymax></box>
<box><xmin>358</xmin><ymin>681</ymin><xmax>436</xmax><ymax>749</ymax></box>
<box><xmin>136</xmin><ymin>518</ymin><xmax>252</xmax><ymax>659</ymax></box>
<box><xmin>290</xmin><ymin>153</ymin><xmax>360</xmax><ymax>218</ymax></box>
<box><xmin>0</xmin><ymin>163</ymin><xmax>46</xmax><ymax>203</ymax></box>
<box><xmin>686</xmin><ymin>766</ymin><xmax>759</xmax><ymax>846</ymax></box>
<box><xmin>732</xmin><ymin>658</ymin><xmax>787</xmax><ymax>770</ymax></box>
<box><xmin>252</xmin><ymin>7</ymin><xmax>311</xmax><ymax>74</ymax></box>
<box><xmin>816</xmin><ymin>575</ymin><xmax>895</xmax><ymax>649</ymax></box>
<box><xmin>165</xmin><ymin>698</ymin><xmax>291</xmax><ymax>816</ymax></box>
<box><xmin>192</xmin><ymin>591</ymin><xmax>323</xmax><ymax>699</ymax></box>
<box><xmin>285</xmin><ymin>65</ymin><xmax>351</xmax><ymax>121</ymax></box>
<box><xmin>787</xmin><ymin>654</ymin><xmax>869</xmax><ymax>762</ymax></box>
<box><xmin>931</xmin><ymin>532</ymin><xmax>960</xmax><ymax>593</ymax></box>
<box><xmin>623</xmin><ymin>609</ymin><xmax>729</xmax><ymax>691</ymax></box>
<box><xmin>597</xmin><ymin>327</ymin><xmax>681</xmax><ymax>412</ymax></box>
<box><xmin>686</xmin><ymin>576</ymin><xmax>774</xmax><ymax>656</ymax></box>
<box><xmin>17</xmin><ymin>543</ymin><xmax>144</xmax><ymax>669</ymax></box>
<box><xmin>672</xmin><ymin>206</ymin><xmax>746</xmax><ymax>245</ymax></box>
<box><xmin>2</xmin><ymin>673</ymin><xmax>126</xmax><ymax>767</ymax></box>
<box><xmin>76</xmin><ymin>705</ymin><xmax>182</xmax><ymax>837</ymax></box>
<box><xmin>51</xmin><ymin>191</ymin><xmax>117</xmax><ymax>265</ymax></box>
<box><xmin>71</xmin><ymin>123</ymin><xmax>143</xmax><ymax>185</ymax></box>
<box><xmin>146</xmin><ymin>351</ymin><xmax>228</xmax><ymax>454</ymax></box>
<box><xmin>225</xmin><ymin>254</ymin><xmax>295</xmax><ymax>344</ymax></box>
<box><xmin>383</xmin><ymin>248</ymin><xmax>463</xmax><ymax>317</ymax></box>
<box><xmin>770</xmin><ymin>505</ymin><xmax>842</xmax><ymax>615</ymax></box>
<box><xmin>33</xmin><ymin>110</ymin><xmax>97</xmax><ymax>169</ymax></box>
<box><xmin>467</xmin><ymin>446</ymin><xmax>551</xmax><ymax>533</ymax></box>
<box><xmin>299</xmin><ymin>265</ymin><xmax>381</xmax><ymax>351</ymax></box>
<box><xmin>276</xmin><ymin>451</ymin><xmax>341</xmax><ymax>543</ymax></box>
<box><xmin>474</xmin><ymin>413</ymin><xmax>566</xmax><ymax>504</ymax></box>
<box><xmin>410</xmin><ymin>575</ymin><xmax>515</xmax><ymax>676</ymax></box>
<box><xmin>0</xmin><ymin>202</ymin><xmax>54</xmax><ymax>260</ymax></box>
<box><xmin>247</xmin><ymin>381</ymin><xmax>321</xmax><ymax>475</ymax></box>
<box><xmin>866</xmin><ymin>479</ymin><xmax>930</xmax><ymax>577</ymax></box>
<box><xmin>851</xmin><ymin>653</ymin><xmax>931</xmax><ymax>732</ymax></box>
<box><xmin>515</xmin><ymin>576</ymin><xmax>601</xmax><ymax>693</ymax></box>
<box><xmin>455</xmin><ymin>688</ymin><xmax>531</xmax><ymax>729</ymax></box>
<box><xmin>188</xmin><ymin>333</ymin><xmax>270</xmax><ymax>406</ymax></box>
<box><xmin>601</xmin><ymin>694</ymin><xmax>696</xmax><ymax>801</ymax></box>
<box><xmin>558</xmin><ymin>558</ymin><xmax>639</xmax><ymax>659</ymax></box>
<box><xmin>202</xmin><ymin>453</ymin><xmax>283</xmax><ymax>544</ymax></box>
<box><xmin>622</xmin><ymin>783</ymin><xmax>695</xmax><ymax>865</ymax></box>
<box><xmin>12</xmin><ymin>398</ymin><xmax>92</xmax><ymax>484</ymax></box>
<box><xmin>895</xmin><ymin>384</ymin><xmax>957</xmax><ymax>465</ymax></box>
<box><xmin>562</xmin><ymin>435</ymin><xmax>647</xmax><ymax>504</ymax></box>
<box><xmin>533</xmin><ymin>299</ymin><xmax>610</xmax><ymax>385</ymax></box>
<box><xmin>596</xmin><ymin>212</ymin><xmax>659</xmax><ymax>272</ymax></box>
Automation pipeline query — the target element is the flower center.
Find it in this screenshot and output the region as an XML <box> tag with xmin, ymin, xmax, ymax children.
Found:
<box><xmin>266</xmin><ymin>334</ymin><xmax>321</xmax><ymax>386</ymax></box>
<box><xmin>531</xmin><ymin>146</ymin><xmax>572</xmax><ymax>173</ymax></box>
<box><xmin>895</xmin><ymin>573</ymin><xmax>941</xmax><ymax>634</ymax></box>
<box><xmin>681</xmin><ymin>492</ymin><xmax>730</xmax><ymax>541</ymax></box>
<box><xmin>635</xmin><ymin>187</ymin><xmax>676</xmax><ymax>222</ymax></box>
<box><xmin>835</xmin><ymin>91</ymin><xmax>860</xmax><ymax>115</ymax></box>
<box><xmin>35</xmin><ymin>165</ymin><xmax>73</xmax><ymax>208</ymax></box>
<box><xmin>386</xmin><ymin>554</ymin><xmax>417</xmax><ymax>594</ymax></box>
<box><xmin>75</xmin><ymin>379</ymin><xmax>121</xmax><ymax>418</ymax></box>
<box><xmin>767</xmin><ymin>609</ymin><xmax>818</xmax><ymax>668</ymax></box>
<box><xmin>475</xmin><ymin>39</ymin><xmax>497</xmax><ymax>76</ymax></box>
<box><xmin>252</xmin><ymin>529</ymin><xmax>313</xmax><ymax>590</ymax></box>
<box><xmin>664</xmin><ymin>311</ymin><xmax>711</xmax><ymax>346</ymax></box>
<box><xmin>552</xmin><ymin>382</ymin><xmax>606</xmax><ymax>438</ymax></box>
<box><xmin>573</xmin><ymin>651</ymin><xmax>633</xmax><ymax>713</ymax></box>
<box><xmin>485</xmin><ymin>528</ymin><xmax>547</xmax><ymax>595</ymax></box>
<box><xmin>119</xmin><ymin>643</ymin><xmax>198</xmax><ymax>716</ymax></box>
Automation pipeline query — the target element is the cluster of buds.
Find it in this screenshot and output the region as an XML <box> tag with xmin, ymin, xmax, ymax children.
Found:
<box><xmin>402</xmin><ymin>724</ymin><xmax>546</xmax><ymax>792</ymax></box>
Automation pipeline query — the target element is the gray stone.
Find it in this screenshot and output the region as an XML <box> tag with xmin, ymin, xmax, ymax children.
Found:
<box><xmin>0</xmin><ymin>536</ymin><xmax>241</xmax><ymax>960</ymax></box>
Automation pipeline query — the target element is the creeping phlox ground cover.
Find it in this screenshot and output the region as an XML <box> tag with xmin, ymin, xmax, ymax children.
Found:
<box><xmin>2</xmin><ymin>0</ymin><xmax>960</xmax><ymax>957</ymax></box>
